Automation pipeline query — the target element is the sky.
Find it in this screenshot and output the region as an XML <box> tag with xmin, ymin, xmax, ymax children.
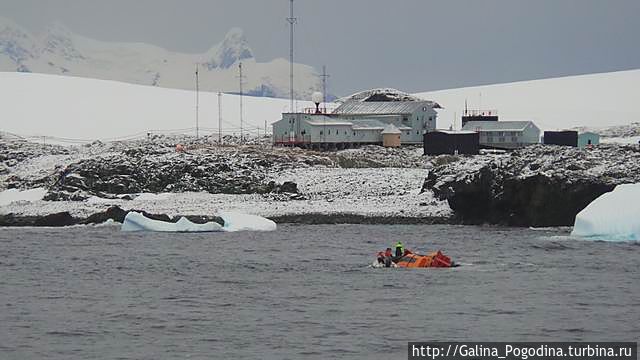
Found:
<box><xmin>1</xmin><ymin>0</ymin><xmax>639</xmax><ymax>96</ymax></box>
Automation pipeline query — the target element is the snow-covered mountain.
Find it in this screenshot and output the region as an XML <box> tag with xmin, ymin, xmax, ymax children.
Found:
<box><xmin>0</xmin><ymin>17</ymin><xmax>321</xmax><ymax>99</ymax></box>
<box><xmin>1</xmin><ymin>67</ymin><xmax>638</xmax><ymax>142</ymax></box>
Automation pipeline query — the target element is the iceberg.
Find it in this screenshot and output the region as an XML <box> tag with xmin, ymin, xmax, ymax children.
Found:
<box><xmin>218</xmin><ymin>211</ymin><xmax>277</xmax><ymax>232</ymax></box>
<box><xmin>121</xmin><ymin>211</ymin><xmax>276</xmax><ymax>233</ymax></box>
<box><xmin>571</xmin><ymin>183</ymin><xmax>640</xmax><ymax>241</ymax></box>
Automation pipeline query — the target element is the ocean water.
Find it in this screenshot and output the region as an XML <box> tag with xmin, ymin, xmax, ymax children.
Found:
<box><xmin>0</xmin><ymin>224</ymin><xmax>638</xmax><ymax>359</ymax></box>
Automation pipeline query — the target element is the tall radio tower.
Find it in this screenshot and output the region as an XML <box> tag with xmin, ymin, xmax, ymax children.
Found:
<box><xmin>286</xmin><ymin>0</ymin><xmax>297</xmax><ymax>112</ymax></box>
<box><xmin>218</xmin><ymin>92</ymin><xmax>222</xmax><ymax>145</ymax></box>
<box><xmin>320</xmin><ymin>65</ymin><xmax>330</xmax><ymax>105</ymax></box>
<box><xmin>238</xmin><ymin>62</ymin><xmax>246</xmax><ymax>142</ymax></box>
<box><xmin>195</xmin><ymin>64</ymin><xmax>199</xmax><ymax>138</ymax></box>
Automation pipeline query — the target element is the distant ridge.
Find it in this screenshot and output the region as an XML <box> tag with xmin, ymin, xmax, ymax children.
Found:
<box><xmin>0</xmin><ymin>17</ymin><xmax>321</xmax><ymax>99</ymax></box>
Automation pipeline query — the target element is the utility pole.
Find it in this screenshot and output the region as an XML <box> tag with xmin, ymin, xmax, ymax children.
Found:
<box><xmin>218</xmin><ymin>92</ymin><xmax>222</xmax><ymax>145</ymax></box>
<box><xmin>238</xmin><ymin>62</ymin><xmax>246</xmax><ymax>143</ymax></box>
<box><xmin>195</xmin><ymin>64</ymin><xmax>199</xmax><ymax>138</ymax></box>
<box><xmin>286</xmin><ymin>0</ymin><xmax>297</xmax><ymax>113</ymax></box>
<box><xmin>320</xmin><ymin>65</ymin><xmax>330</xmax><ymax>108</ymax></box>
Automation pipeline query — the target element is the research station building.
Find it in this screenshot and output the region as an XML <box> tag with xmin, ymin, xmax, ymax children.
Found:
<box><xmin>462</xmin><ymin>120</ymin><xmax>541</xmax><ymax>149</ymax></box>
<box><xmin>272</xmin><ymin>89</ymin><xmax>441</xmax><ymax>150</ymax></box>
<box><xmin>544</xmin><ymin>130</ymin><xmax>600</xmax><ymax>148</ymax></box>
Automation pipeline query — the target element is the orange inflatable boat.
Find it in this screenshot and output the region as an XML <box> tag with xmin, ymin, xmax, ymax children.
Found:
<box><xmin>396</xmin><ymin>251</ymin><xmax>453</xmax><ymax>268</ymax></box>
<box><xmin>375</xmin><ymin>250</ymin><xmax>455</xmax><ymax>268</ymax></box>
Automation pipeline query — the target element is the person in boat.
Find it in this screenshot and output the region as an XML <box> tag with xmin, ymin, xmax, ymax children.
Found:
<box><xmin>394</xmin><ymin>241</ymin><xmax>404</xmax><ymax>258</ymax></box>
<box><xmin>377</xmin><ymin>251</ymin><xmax>385</xmax><ymax>265</ymax></box>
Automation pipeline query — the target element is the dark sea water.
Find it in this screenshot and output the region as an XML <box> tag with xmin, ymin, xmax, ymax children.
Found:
<box><xmin>0</xmin><ymin>224</ymin><xmax>638</xmax><ymax>359</ymax></box>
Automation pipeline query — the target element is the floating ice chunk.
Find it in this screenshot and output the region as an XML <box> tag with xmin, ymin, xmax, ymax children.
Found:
<box><xmin>219</xmin><ymin>211</ymin><xmax>277</xmax><ymax>232</ymax></box>
<box><xmin>0</xmin><ymin>187</ymin><xmax>47</xmax><ymax>206</ymax></box>
<box><xmin>571</xmin><ymin>183</ymin><xmax>640</xmax><ymax>241</ymax></box>
<box><xmin>121</xmin><ymin>211</ymin><xmax>276</xmax><ymax>232</ymax></box>
<box><xmin>121</xmin><ymin>212</ymin><xmax>223</xmax><ymax>232</ymax></box>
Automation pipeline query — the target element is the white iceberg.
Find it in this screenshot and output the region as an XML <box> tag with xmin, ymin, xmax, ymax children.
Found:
<box><xmin>121</xmin><ymin>211</ymin><xmax>276</xmax><ymax>233</ymax></box>
<box><xmin>218</xmin><ymin>211</ymin><xmax>277</xmax><ymax>232</ymax></box>
<box><xmin>571</xmin><ymin>183</ymin><xmax>640</xmax><ymax>241</ymax></box>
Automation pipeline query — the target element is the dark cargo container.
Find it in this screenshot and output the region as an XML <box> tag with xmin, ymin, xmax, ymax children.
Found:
<box><xmin>543</xmin><ymin>131</ymin><xmax>578</xmax><ymax>147</ymax></box>
<box><xmin>424</xmin><ymin>131</ymin><xmax>479</xmax><ymax>155</ymax></box>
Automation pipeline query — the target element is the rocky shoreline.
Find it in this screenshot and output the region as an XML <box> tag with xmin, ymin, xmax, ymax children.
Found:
<box><xmin>0</xmin><ymin>205</ymin><xmax>453</xmax><ymax>227</ymax></box>
<box><xmin>422</xmin><ymin>144</ymin><xmax>640</xmax><ymax>226</ymax></box>
<box><xmin>3</xmin><ymin>133</ymin><xmax>639</xmax><ymax>228</ymax></box>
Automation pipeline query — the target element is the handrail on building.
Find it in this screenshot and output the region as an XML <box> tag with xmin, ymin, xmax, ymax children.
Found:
<box><xmin>463</xmin><ymin>109</ymin><xmax>498</xmax><ymax>116</ymax></box>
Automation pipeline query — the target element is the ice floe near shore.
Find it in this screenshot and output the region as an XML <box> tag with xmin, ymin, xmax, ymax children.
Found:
<box><xmin>121</xmin><ymin>211</ymin><xmax>276</xmax><ymax>232</ymax></box>
<box><xmin>571</xmin><ymin>183</ymin><xmax>640</xmax><ymax>241</ymax></box>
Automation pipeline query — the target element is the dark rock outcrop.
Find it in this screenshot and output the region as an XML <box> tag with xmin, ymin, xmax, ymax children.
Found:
<box><xmin>422</xmin><ymin>144</ymin><xmax>640</xmax><ymax>227</ymax></box>
<box><xmin>1</xmin><ymin>205</ymin><xmax>225</xmax><ymax>227</ymax></box>
<box><xmin>0</xmin><ymin>211</ymin><xmax>78</xmax><ymax>227</ymax></box>
<box><xmin>40</xmin><ymin>146</ymin><xmax>313</xmax><ymax>200</ymax></box>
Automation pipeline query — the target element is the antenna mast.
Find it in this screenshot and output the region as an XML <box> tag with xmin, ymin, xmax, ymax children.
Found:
<box><xmin>218</xmin><ymin>92</ymin><xmax>222</xmax><ymax>145</ymax></box>
<box><xmin>320</xmin><ymin>65</ymin><xmax>330</xmax><ymax>106</ymax></box>
<box><xmin>195</xmin><ymin>64</ymin><xmax>199</xmax><ymax>138</ymax></box>
<box><xmin>286</xmin><ymin>0</ymin><xmax>297</xmax><ymax>112</ymax></box>
<box><xmin>238</xmin><ymin>62</ymin><xmax>245</xmax><ymax>143</ymax></box>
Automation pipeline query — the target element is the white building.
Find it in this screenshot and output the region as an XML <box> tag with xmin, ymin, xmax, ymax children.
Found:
<box><xmin>272</xmin><ymin>89</ymin><xmax>440</xmax><ymax>150</ymax></box>
<box><xmin>462</xmin><ymin>120</ymin><xmax>541</xmax><ymax>149</ymax></box>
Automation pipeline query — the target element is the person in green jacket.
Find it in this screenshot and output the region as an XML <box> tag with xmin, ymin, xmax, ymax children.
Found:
<box><xmin>394</xmin><ymin>241</ymin><xmax>404</xmax><ymax>258</ymax></box>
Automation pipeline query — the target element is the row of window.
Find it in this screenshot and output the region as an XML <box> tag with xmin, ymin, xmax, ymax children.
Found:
<box><xmin>403</xmin><ymin>116</ymin><xmax>435</xmax><ymax>122</ymax></box>
<box><xmin>482</xmin><ymin>131</ymin><xmax>522</xmax><ymax>137</ymax></box>
<box><xmin>486</xmin><ymin>136</ymin><xmax>519</xmax><ymax>143</ymax></box>
<box><xmin>282</xmin><ymin>129</ymin><xmax>423</xmax><ymax>137</ymax></box>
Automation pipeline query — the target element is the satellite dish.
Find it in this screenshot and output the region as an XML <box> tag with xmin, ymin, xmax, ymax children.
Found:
<box><xmin>311</xmin><ymin>91</ymin><xmax>323</xmax><ymax>105</ymax></box>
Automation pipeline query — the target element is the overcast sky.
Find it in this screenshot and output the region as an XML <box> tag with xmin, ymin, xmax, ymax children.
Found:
<box><xmin>1</xmin><ymin>0</ymin><xmax>639</xmax><ymax>96</ymax></box>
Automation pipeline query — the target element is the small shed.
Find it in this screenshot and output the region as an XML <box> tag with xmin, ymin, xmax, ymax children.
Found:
<box><xmin>381</xmin><ymin>124</ymin><xmax>401</xmax><ymax>147</ymax></box>
<box><xmin>578</xmin><ymin>132</ymin><xmax>600</xmax><ymax>148</ymax></box>
<box><xmin>543</xmin><ymin>130</ymin><xmax>578</xmax><ymax>147</ymax></box>
<box><xmin>423</xmin><ymin>130</ymin><xmax>479</xmax><ymax>155</ymax></box>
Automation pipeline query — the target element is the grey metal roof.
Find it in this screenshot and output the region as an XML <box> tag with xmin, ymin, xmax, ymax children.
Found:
<box><xmin>381</xmin><ymin>124</ymin><xmax>402</xmax><ymax>134</ymax></box>
<box><xmin>432</xmin><ymin>130</ymin><xmax>478</xmax><ymax>135</ymax></box>
<box><xmin>462</xmin><ymin>121</ymin><xmax>536</xmax><ymax>132</ymax></box>
<box><xmin>332</xmin><ymin>101</ymin><xmax>436</xmax><ymax>115</ymax></box>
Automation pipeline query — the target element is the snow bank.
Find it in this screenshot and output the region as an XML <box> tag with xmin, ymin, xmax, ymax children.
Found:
<box><xmin>0</xmin><ymin>72</ymin><xmax>315</xmax><ymax>141</ymax></box>
<box><xmin>121</xmin><ymin>211</ymin><xmax>276</xmax><ymax>233</ymax></box>
<box><xmin>134</xmin><ymin>193</ymin><xmax>173</xmax><ymax>201</ymax></box>
<box><xmin>571</xmin><ymin>184</ymin><xmax>640</xmax><ymax>241</ymax></box>
<box><xmin>418</xmin><ymin>69</ymin><xmax>640</xmax><ymax>131</ymax></box>
<box><xmin>0</xmin><ymin>187</ymin><xmax>47</xmax><ymax>206</ymax></box>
